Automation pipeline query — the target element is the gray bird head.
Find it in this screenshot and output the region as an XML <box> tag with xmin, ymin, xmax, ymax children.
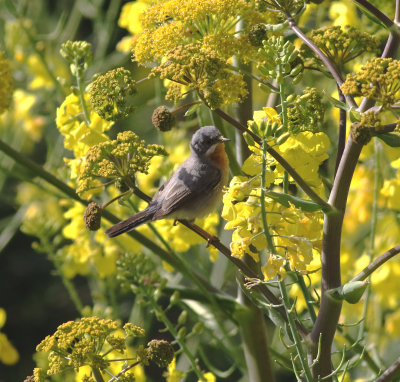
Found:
<box><xmin>190</xmin><ymin>126</ymin><xmax>230</xmax><ymax>156</ymax></box>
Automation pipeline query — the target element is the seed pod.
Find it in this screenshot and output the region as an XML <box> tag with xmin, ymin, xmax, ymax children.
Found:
<box><xmin>276</xmin><ymin>132</ymin><xmax>290</xmax><ymax>145</ymax></box>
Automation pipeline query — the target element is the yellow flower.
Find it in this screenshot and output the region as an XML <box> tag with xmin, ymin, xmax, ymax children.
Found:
<box><xmin>118</xmin><ymin>1</ymin><xmax>150</xmax><ymax>35</ymax></box>
<box><xmin>261</xmin><ymin>254</ymin><xmax>286</xmax><ymax>280</ymax></box>
<box><xmin>56</xmin><ymin>93</ymin><xmax>113</xmax><ymax>158</ymax></box>
<box><xmin>0</xmin><ymin>308</ymin><xmax>19</xmax><ymax>365</ymax></box>
<box><xmin>381</xmin><ymin>178</ymin><xmax>400</xmax><ymax>210</ymax></box>
<box><xmin>165</xmin><ymin>357</ymin><xmax>186</xmax><ymax>382</ymax></box>
<box><xmin>329</xmin><ymin>1</ymin><xmax>359</xmax><ymax>27</ymax></box>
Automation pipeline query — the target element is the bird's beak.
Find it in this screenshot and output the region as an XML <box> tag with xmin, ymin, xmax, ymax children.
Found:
<box><xmin>219</xmin><ymin>137</ymin><xmax>231</xmax><ymax>143</ymax></box>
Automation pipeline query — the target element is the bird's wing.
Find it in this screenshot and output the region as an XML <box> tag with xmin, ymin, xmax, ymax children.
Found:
<box><xmin>153</xmin><ymin>159</ymin><xmax>221</xmax><ymax>219</ymax></box>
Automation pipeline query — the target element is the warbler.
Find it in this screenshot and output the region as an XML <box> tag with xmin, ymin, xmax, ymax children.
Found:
<box><xmin>106</xmin><ymin>125</ymin><xmax>230</xmax><ymax>238</ymax></box>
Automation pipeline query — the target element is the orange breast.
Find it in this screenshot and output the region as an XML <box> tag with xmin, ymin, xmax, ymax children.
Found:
<box><xmin>208</xmin><ymin>142</ymin><xmax>229</xmax><ymax>185</ymax></box>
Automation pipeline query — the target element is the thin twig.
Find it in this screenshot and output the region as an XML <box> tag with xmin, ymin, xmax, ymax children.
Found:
<box><xmin>350</xmin><ymin>244</ymin><xmax>400</xmax><ymax>283</ymax></box>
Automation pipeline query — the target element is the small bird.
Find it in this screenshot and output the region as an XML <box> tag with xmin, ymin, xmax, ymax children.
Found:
<box><xmin>106</xmin><ymin>125</ymin><xmax>230</xmax><ymax>238</ymax></box>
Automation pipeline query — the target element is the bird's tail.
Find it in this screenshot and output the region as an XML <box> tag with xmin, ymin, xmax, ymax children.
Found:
<box><xmin>106</xmin><ymin>205</ymin><xmax>157</xmax><ymax>238</ymax></box>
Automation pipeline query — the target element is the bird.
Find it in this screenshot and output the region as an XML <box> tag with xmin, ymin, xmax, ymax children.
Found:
<box><xmin>106</xmin><ymin>125</ymin><xmax>230</xmax><ymax>238</ymax></box>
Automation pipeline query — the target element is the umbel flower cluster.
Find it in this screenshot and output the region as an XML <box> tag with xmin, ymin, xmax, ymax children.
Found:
<box><xmin>300</xmin><ymin>25</ymin><xmax>379</xmax><ymax>69</ymax></box>
<box><xmin>33</xmin><ymin>316</ymin><xmax>173</xmax><ymax>381</ymax></box>
<box><xmin>77</xmin><ymin>131</ymin><xmax>167</xmax><ymax>194</ymax></box>
<box><xmin>341</xmin><ymin>58</ymin><xmax>400</xmax><ymax>109</ymax></box>
<box><xmin>132</xmin><ymin>0</ymin><xmax>278</xmax><ymax>106</ymax></box>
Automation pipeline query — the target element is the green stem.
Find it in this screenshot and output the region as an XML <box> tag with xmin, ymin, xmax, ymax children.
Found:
<box><xmin>91</xmin><ymin>367</ymin><xmax>105</xmax><ymax>382</ymax></box>
<box><xmin>73</xmin><ymin>57</ymin><xmax>91</xmax><ymax>125</ymax></box>
<box><xmin>143</xmin><ymin>287</ymin><xmax>206</xmax><ymax>381</ymax></box>
<box><xmin>279</xmin><ymin>279</ymin><xmax>314</xmax><ymax>382</ymax></box>
<box><xmin>49</xmin><ymin>250</ymin><xmax>85</xmax><ymax>314</ymax></box>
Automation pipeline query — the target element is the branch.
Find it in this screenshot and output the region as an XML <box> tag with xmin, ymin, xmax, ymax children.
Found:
<box><xmin>350</xmin><ymin>244</ymin><xmax>400</xmax><ymax>282</ymax></box>
<box><xmin>287</xmin><ymin>18</ymin><xmax>358</xmax><ymax>109</ymax></box>
<box><xmin>375</xmin><ymin>356</ymin><xmax>400</xmax><ymax>382</ymax></box>
<box><xmin>213</xmin><ymin>108</ymin><xmax>333</xmax><ymax>213</ymax></box>
<box><xmin>353</xmin><ymin>0</ymin><xmax>394</xmax><ymax>28</ymax></box>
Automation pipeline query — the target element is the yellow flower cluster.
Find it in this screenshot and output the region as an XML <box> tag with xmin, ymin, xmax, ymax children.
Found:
<box><xmin>222</xmin><ymin>108</ymin><xmax>327</xmax><ymax>279</ymax></box>
<box><xmin>77</xmin><ymin>131</ymin><xmax>167</xmax><ymax>195</ymax></box>
<box><xmin>131</xmin><ymin>0</ymin><xmax>275</xmax><ymax>106</ymax></box>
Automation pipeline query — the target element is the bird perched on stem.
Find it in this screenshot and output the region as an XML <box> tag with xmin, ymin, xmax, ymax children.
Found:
<box><xmin>106</xmin><ymin>125</ymin><xmax>230</xmax><ymax>238</ymax></box>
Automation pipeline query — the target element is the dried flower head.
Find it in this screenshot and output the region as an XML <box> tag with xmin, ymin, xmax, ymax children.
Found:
<box><xmin>341</xmin><ymin>58</ymin><xmax>400</xmax><ymax>109</ymax></box>
<box><xmin>248</xmin><ymin>24</ymin><xmax>268</xmax><ymax>47</ymax></box>
<box><xmin>146</xmin><ymin>339</ymin><xmax>174</xmax><ymax>367</ymax></box>
<box><xmin>89</xmin><ymin>67</ymin><xmax>136</xmax><ymax>121</ymax></box>
<box><xmin>83</xmin><ymin>202</ymin><xmax>102</xmax><ymax>231</ymax></box>
<box><xmin>152</xmin><ymin>106</ymin><xmax>175</xmax><ymax>131</ymax></box>
<box><xmin>77</xmin><ymin>131</ymin><xmax>167</xmax><ymax>195</ymax></box>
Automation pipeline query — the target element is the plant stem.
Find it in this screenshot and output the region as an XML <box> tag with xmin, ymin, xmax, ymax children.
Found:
<box><xmin>353</xmin><ymin>0</ymin><xmax>394</xmax><ymax>28</ymax></box>
<box><xmin>335</xmin><ymin>87</ymin><xmax>347</xmax><ymax>177</ymax></box>
<box><xmin>232</xmin><ymin>42</ymin><xmax>276</xmax><ymax>382</ymax></box>
<box><xmin>91</xmin><ymin>367</ymin><xmax>105</xmax><ymax>382</ymax></box>
<box><xmin>375</xmin><ymin>356</ymin><xmax>400</xmax><ymax>382</ymax></box>
<box><xmin>279</xmin><ymin>279</ymin><xmax>314</xmax><ymax>382</ymax></box>
<box><xmin>287</xmin><ymin>18</ymin><xmax>357</xmax><ymax>109</ymax></box>
<box><xmin>142</xmin><ymin>287</ymin><xmax>206</xmax><ymax>381</ymax></box>
<box><xmin>350</xmin><ymin>244</ymin><xmax>400</xmax><ymax>283</ymax></box>
<box><xmin>74</xmin><ymin>57</ymin><xmax>91</xmax><ymax>125</ymax></box>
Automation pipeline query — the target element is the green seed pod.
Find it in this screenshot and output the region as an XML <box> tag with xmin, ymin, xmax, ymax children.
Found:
<box><xmin>177</xmin><ymin>311</ymin><xmax>188</xmax><ymax>326</ymax></box>
<box><xmin>265</xmin><ymin>120</ymin><xmax>273</xmax><ymax>136</ymax></box>
<box><xmin>290</xmin><ymin>63</ymin><xmax>303</xmax><ymax>77</ymax></box>
<box><xmin>243</xmin><ymin>132</ymin><xmax>255</xmax><ymax>147</ymax></box>
<box><xmin>274</xmin><ymin>125</ymin><xmax>286</xmax><ymax>136</ymax></box>
<box><xmin>276</xmin><ymin>132</ymin><xmax>290</xmax><ymax>145</ymax></box>
<box><xmin>292</xmin><ymin>73</ymin><xmax>303</xmax><ymax>85</ymax></box>
<box><xmin>286</xmin><ymin>94</ymin><xmax>297</xmax><ymax>103</ymax></box>
<box><xmin>287</xmin><ymin>50</ymin><xmax>299</xmax><ymax>63</ymax></box>
<box><xmin>284</xmin><ymin>63</ymin><xmax>291</xmax><ymax>74</ymax></box>
<box><xmin>270</xmin><ymin>121</ymin><xmax>279</xmax><ymax>134</ymax></box>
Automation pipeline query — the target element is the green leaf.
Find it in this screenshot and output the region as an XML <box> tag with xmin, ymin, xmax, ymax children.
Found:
<box><xmin>349</xmin><ymin>108</ymin><xmax>361</xmax><ymax>123</ymax></box>
<box><xmin>376</xmin><ymin>132</ymin><xmax>400</xmax><ymax>147</ymax></box>
<box><xmin>322</xmin><ymin>91</ymin><xmax>350</xmax><ymax>112</ymax></box>
<box><xmin>265</xmin><ymin>191</ymin><xmax>323</xmax><ymax>212</ymax></box>
<box><xmin>184</xmin><ymin>103</ymin><xmax>201</xmax><ymax>117</ymax></box>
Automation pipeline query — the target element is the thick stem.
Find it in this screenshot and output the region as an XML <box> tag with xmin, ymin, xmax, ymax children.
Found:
<box><xmin>310</xmin><ymin>139</ymin><xmax>363</xmax><ymax>380</ymax></box>
<box><xmin>334</xmin><ymin>87</ymin><xmax>347</xmax><ymax>177</ymax></box>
